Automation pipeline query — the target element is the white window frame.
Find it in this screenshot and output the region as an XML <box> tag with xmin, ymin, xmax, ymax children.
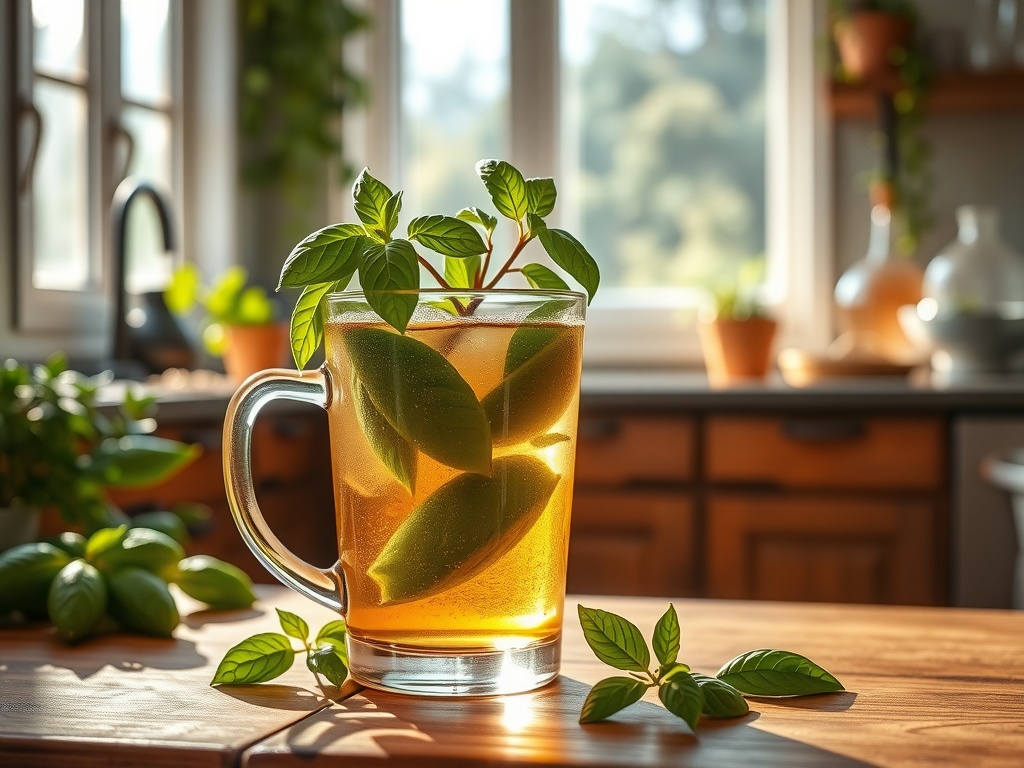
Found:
<box><xmin>340</xmin><ymin>0</ymin><xmax>834</xmax><ymax>368</ymax></box>
<box><xmin>7</xmin><ymin>0</ymin><xmax>186</xmax><ymax>352</ymax></box>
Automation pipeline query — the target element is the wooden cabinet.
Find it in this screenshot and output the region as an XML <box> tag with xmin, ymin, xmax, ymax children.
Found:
<box><xmin>704</xmin><ymin>415</ymin><xmax>946</xmax><ymax>605</ymax></box>
<box><xmin>568</xmin><ymin>410</ymin><xmax>949</xmax><ymax>605</ymax></box>
<box><xmin>109</xmin><ymin>404</ymin><xmax>337</xmax><ymax>584</ymax></box>
<box><xmin>568</xmin><ymin>491</ymin><xmax>695</xmax><ymax>597</ymax></box>
<box><xmin>706</xmin><ymin>495</ymin><xmax>940</xmax><ymax>605</ymax></box>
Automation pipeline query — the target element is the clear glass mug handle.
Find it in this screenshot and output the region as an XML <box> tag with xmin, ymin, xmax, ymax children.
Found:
<box><xmin>222</xmin><ymin>368</ymin><xmax>345</xmax><ymax>613</ymax></box>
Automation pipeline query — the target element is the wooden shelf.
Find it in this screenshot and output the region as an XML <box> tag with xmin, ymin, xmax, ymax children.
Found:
<box><xmin>830</xmin><ymin>69</ymin><xmax>1024</xmax><ymax>118</ymax></box>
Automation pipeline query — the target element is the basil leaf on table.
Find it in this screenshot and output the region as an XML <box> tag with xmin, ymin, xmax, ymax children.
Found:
<box><xmin>47</xmin><ymin>560</ymin><xmax>107</xmax><ymax>643</ymax></box>
<box><xmin>277</xmin><ymin>608</ymin><xmax>310</xmax><ymax>643</ymax></box>
<box><xmin>368</xmin><ymin>455</ymin><xmax>559</xmax><ymax>604</ymax></box>
<box><xmin>0</xmin><ymin>542</ymin><xmax>72</xmax><ymax>613</ymax></box>
<box><xmin>579</xmin><ymin>676</ymin><xmax>648</xmax><ymax>724</ymax></box>
<box><xmin>315</xmin><ymin>620</ymin><xmax>348</xmax><ymax>653</ymax></box>
<box><xmin>345</xmin><ymin>327</ymin><xmax>491</xmax><ymax>475</ymax></box>
<box><xmin>90</xmin><ymin>527</ymin><xmax>184</xmax><ymax>578</ymax></box>
<box><xmin>692</xmin><ymin>674</ymin><xmax>750</xmax><ymax>718</ymax></box>
<box><xmin>577</xmin><ymin>605</ymin><xmax>651</xmax><ymax>673</ymax></box>
<box><xmin>107</xmin><ymin>567</ymin><xmax>180</xmax><ymax>638</ymax></box>
<box><xmin>306</xmin><ymin>644</ymin><xmax>349</xmax><ymax>687</ymax></box>
<box><xmin>658</xmin><ymin>669</ymin><xmax>704</xmax><ymax>731</ymax></box>
<box><xmin>653</xmin><ymin>603</ymin><xmax>681</xmax><ymax>668</ymax></box>
<box><xmin>211</xmin><ymin>633</ymin><xmax>295</xmax><ymax>685</ymax></box>
<box><xmin>716</xmin><ymin>649</ymin><xmax>845</xmax><ymax>696</ymax></box>
<box><xmin>173</xmin><ymin>555</ymin><xmax>257</xmax><ymax>609</ymax></box>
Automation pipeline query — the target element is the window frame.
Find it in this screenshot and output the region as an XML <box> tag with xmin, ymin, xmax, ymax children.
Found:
<box><xmin>10</xmin><ymin>0</ymin><xmax>185</xmax><ymax>341</ymax></box>
<box><xmin>341</xmin><ymin>0</ymin><xmax>834</xmax><ymax>368</ymax></box>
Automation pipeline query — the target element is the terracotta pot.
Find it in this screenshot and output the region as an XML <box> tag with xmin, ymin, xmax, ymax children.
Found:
<box><xmin>833</xmin><ymin>11</ymin><xmax>912</xmax><ymax>83</ymax></box>
<box><xmin>222</xmin><ymin>323</ymin><xmax>290</xmax><ymax>382</ymax></box>
<box><xmin>699</xmin><ymin>316</ymin><xmax>778</xmax><ymax>387</ymax></box>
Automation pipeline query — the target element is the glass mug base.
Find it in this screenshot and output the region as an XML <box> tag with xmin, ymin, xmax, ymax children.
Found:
<box><xmin>347</xmin><ymin>634</ymin><xmax>562</xmax><ymax>697</ymax></box>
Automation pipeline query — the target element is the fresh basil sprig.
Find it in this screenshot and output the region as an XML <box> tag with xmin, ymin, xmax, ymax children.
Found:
<box><xmin>211</xmin><ymin>609</ymin><xmax>349</xmax><ymax>689</ymax></box>
<box><xmin>278</xmin><ymin>159</ymin><xmax>600</xmax><ymax>369</ymax></box>
<box><xmin>578</xmin><ymin>603</ymin><xmax>843</xmax><ymax>730</ymax></box>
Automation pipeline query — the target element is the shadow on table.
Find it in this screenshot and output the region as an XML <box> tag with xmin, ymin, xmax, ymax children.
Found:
<box><xmin>266</xmin><ymin>676</ymin><xmax>870</xmax><ymax>767</ymax></box>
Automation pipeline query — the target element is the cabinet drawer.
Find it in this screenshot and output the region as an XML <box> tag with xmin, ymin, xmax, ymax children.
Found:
<box><xmin>574</xmin><ymin>414</ymin><xmax>694</xmax><ymax>485</ymax></box>
<box><xmin>568</xmin><ymin>491</ymin><xmax>695</xmax><ymax>597</ymax></box>
<box><xmin>705</xmin><ymin>416</ymin><xmax>944</xmax><ymax>491</ymax></box>
<box><xmin>706</xmin><ymin>493</ymin><xmax>941</xmax><ymax>605</ymax></box>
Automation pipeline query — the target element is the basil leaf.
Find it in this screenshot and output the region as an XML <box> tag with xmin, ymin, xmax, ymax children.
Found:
<box><xmin>352</xmin><ymin>376</ymin><xmax>417</xmax><ymax>493</ymax></box>
<box><xmin>383</xmin><ymin>191</ymin><xmax>403</xmax><ymax>238</ymax></box>
<box><xmin>444</xmin><ymin>255</ymin><xmax>481</xmax><ymax>290</ymax></box>
<box><xmin>174</xmin><ymin>555</ymin><xmax>257</xmax><ymax>609</ymax></box>
<box><xmin>538</xmin><ymin>227</ymin><xmax>600</xmax><ymax>303</ymax></box>
<box><xmin>357</xmin><ymin>239</ymin><xmax>420</xmax><ymax>334</ymax></box>
<box><xmin>84</xmin><ymin>525</ymin><xmax>129</xmax><ymax>563</ymax></box>
<box><xmin>87</xmin><ymin>435</ymin><xmax>199</xmax><ymax>487</ymax></box>
<box><xmin>290</xmin><ymin>280</ymin><xmax>343</xmax><ymax>369</ymax></box>
<box><xmin>526</xmin><ymin>211</ymin><xmax>547</xmax><ymax>236</ymax></box>
<box><xmin>90</xmin><ymin>527</ymin><xmax>184</xmax><ymax>579</ymax></box>
<box><xmin>482</xmin><ymin>324</ymin><xmax>580</xmax><ymax>445</ymax></box>
<box><xmin>307</xmin><ymin>644</ymin><xmax>349</xmax><ymax>687</ymax></box>
<box><xmin>456</xmin><ymin>206</ymin><xmax>497</xmax><ymax>235</ymax></box>
<box><xmin>653</xmin><ymin>603</ymin><xmax>681</xmax><ymax>667</ymax></box>
<box><xmin>716</xmin><ymin>649</ymin><xmax>845</xmax><ymax>696</ymax></box>
<box><xmin>658</xmin><ymin>669</ymin><xmax>703</xmax><ymax>731</ymax></box>
<box><xmin>315</xmin><ymin>619</ymin><xmax>348</xmax><ymax>651</ymax></box>
<box><xmin>369</xmin><ymin>455</ymin><xmax>559</xmax><ymax>604</ymax></box>
<box><xmin>578</xmin><ymin>605</ymin><xmax>651</xmax><ymax>673</ymax></box>
<box><xmin>278</xmin><ymin>223</ymin><xmax>368</xmax><ymax>289</ymax></box>
<box><xmin>658</xmin><ymin>661</ymin><xmax>690</xmax><ymax>681</ymax></box>
<box><xmin>276</xmin><ymin>608</ymin><xmax>310</xmax><ymax>642</ymax></box>
<box><xmin>579</xmin><ymin>676</ymin><xmax>648</xmax><ymax>724</ymax></box>
<box><xmin>211</xmin><ymin>632</ymin><xmax>295</xmax><ymax>685</ymax></box>
<box><xmin>530</xmin><ymin>432</ymin><xmax>570</xmax><ymax>448</ymax></box>
<box><xmin>525</xmin><ymin>177</ymin><xmax>556</xmax><ymax>216</ymax></box>
<box><xmin>0</xmin><ymin>543</ymin><xmax>73</xmax><ymax>615</ymax></box>
<box><xmin>352</xmin><ymin>168</ymin><xmax>393</xmax><ymax>236</ymax></box>
<box><xmin>129</xmin><ymin>511</ymin><xmax>189</xmax><ymax>545</ymax></box>
<box><xmin>408</xmin><ymin>215</ymin><xmax>487</xmax><ymax>257</ymax></box>
<box><xmin>107</xmin><ymin>567</ymin><xmax>180</xmax><ymax>638</ymax></box>
<box><xmin>693</xmin><ymin>674</ymin><xmax>749</xmax><ymax>718</ymax></box>
<box><xmin>345</xmin><ymin>327</ymin><xmax>491</xmax><ymax>474</ymax></box>
<box><xmin>45</xmin><ymin>532</ymin><xmax>88</xmax><ymax>558</ymax></box>
<box><xmin>48</xmin><ymin>560</ymin><xmax>107</xmax><ymax>643</ymax></box>
<box><xmin>520</xmin><ymin>263</ymin><xmax>570</xmax><ymax>292</ymax></box>
<box><xmin>476</xmin><ymin>159</ymin><xmax>528</xmax><ymax>222</ymax></box>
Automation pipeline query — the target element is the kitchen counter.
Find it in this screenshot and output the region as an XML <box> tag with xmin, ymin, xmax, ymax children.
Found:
<box><xmin>3</xmin><ymin>586</ymin><xmax>1023</xmax><ymax>767</ymax></box>
<box><xmin>100</xmin><ymin>368</ymin><xmax>1024</xmax><ymax>421</ymax></box>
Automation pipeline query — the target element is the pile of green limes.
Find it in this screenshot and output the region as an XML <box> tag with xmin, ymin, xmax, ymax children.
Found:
<box><xmin>0</xmin><ymin>525</ymin><xmax>256</xmax><ymax>642</ymax></box>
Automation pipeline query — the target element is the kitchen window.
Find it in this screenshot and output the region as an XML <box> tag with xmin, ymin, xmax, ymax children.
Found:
<box><xmin>9</xmin><ymin>0</ymin><xmax>182</xmax><ymax>338</ymax></box>
<box><xmin>344</xmin><ymin>0</ymin><xmax>831</xmax><ymax>366</ymax></box>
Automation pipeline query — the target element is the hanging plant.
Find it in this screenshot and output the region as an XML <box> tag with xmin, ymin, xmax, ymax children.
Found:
<box><xmin>238</xmin><ymin>0</ymin><xmax>369</xmax><ymax>213</ymax></box>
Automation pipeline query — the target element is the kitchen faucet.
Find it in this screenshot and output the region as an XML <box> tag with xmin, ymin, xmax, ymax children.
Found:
<box><xmin>110</xmin><ymin>177</ymin><xmax>193</xmax><ymax>376</ymax></box>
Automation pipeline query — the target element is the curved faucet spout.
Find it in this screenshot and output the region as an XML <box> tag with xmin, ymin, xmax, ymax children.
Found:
<box><xmin>111</xmin><ymin>177</ymin><xmax>176</xmax><ymax>362</ymax></box>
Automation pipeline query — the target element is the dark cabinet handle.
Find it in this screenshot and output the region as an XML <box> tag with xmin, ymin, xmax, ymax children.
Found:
<box><xmin>780</xmin><ymin>419</ymin><xmax>867</xmax><ymax>442</ymax></box>
<box><xmin>579</xmin><ymin>418</ymin><xmax>621</xmax><ymax>440</ymax></box>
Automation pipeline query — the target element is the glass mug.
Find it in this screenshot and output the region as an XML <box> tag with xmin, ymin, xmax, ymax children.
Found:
<box><xmin>223</xmin><ymin>290</ymin><xmax>586</xmax><ymax>696</ymax></box>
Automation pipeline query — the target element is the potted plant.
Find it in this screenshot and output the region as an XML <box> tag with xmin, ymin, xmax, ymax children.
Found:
<box><xmin>831</xmin><ymin>0</ymin><xmax>918</xmax><ymax>83</ymax></box>
<box><xmin>0</xmin><ymin>354</ymin><xmax>199</xmax><ymax>549</ymax></box>
<box><xmin>698</xmin><ymin>263</ymin><xmax>777</xmax><ymax>387</ymax></box>
<box><xmin>166</xmin><ymin>265</ymin><xmax>288</xmax><ymax>381</ymax></box>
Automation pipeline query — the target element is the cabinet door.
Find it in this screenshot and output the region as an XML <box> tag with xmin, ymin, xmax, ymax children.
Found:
<box><xmin>568</xmin><ymin>491</ymin><xmax>695</xmax><ymax>597</ymax></box>
<box><xmin>707</xmin><ymin>494</ymin><xmax>941</xmax><ymax>605</ymax></box>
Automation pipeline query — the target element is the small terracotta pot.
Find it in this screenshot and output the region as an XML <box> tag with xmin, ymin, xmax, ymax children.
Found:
<box><xmin>833</xmin><ymin>11</ymin><xmax>912</xmax><ymax>83</ymax></box>
<box><xmin>699</xmin><ymin>316</ymin><xmax>778</xmax><ymax>387</ymax></box>
<box><xmin>222</xmin><ymin>323</ymin><xmax>290</xmax><ymax>382</ymax></box>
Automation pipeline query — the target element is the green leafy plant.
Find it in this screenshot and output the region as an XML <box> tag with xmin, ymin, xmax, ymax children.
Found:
<box><xmin>0</xmin><ymin>525</ymin><xmax>256</xmax><ymax>642</ymax></box>
<box><xmin>165</xmin><ymin>265</ymin><xmax>279</xmax><ymax>356</ymax></box>
<box><xmin>0</xmin><ymin>354</ymin><xmax>199</xmax><ymax>532</ymax></box>
<box><xmin>708</xmin><ymin>258</ymin><xmax>769</xmax><ymax>320</ymax></box>
<box><xmin>211</xmin><ymin>608</ymin><xmax>349</xmax><ymax>689</ymax></box>
<box><xmin>239</xmin><ymin>0</ymin><xmax>369</xmax><ymax>211</ymax></box>
<box><xmin>578</xmin><ymin>604</ymin><xmax>844</xmax><ymax>729</ymax></box>
<box><xmin>277</xmin><ymin>159</ymin><xmax>599</xmax><ymax>368</ymax></box>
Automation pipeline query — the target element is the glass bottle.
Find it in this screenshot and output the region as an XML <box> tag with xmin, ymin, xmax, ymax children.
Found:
<box><xmin>834</xmin><ymin>205</ymin><xmax>924</xmax><ymax>362</ymax></box>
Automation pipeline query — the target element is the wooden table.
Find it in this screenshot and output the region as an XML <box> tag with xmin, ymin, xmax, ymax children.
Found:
<box><xmin>2</xmin><ymin>588</ymin><xmax>1022</xmax><ymax>767</ymax></box>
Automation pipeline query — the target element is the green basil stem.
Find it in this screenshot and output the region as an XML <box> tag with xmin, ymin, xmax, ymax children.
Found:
<box><xmin>477</xmin><ymin>231</ymin><xmax>495</xmax><ymax>288</ymax></box>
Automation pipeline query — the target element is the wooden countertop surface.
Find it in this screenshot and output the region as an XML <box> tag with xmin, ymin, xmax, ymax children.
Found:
<box><xmin>3</xmin><ymin>588</ymin><xmax>1023</xmax><ymax>767</ymax></box>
